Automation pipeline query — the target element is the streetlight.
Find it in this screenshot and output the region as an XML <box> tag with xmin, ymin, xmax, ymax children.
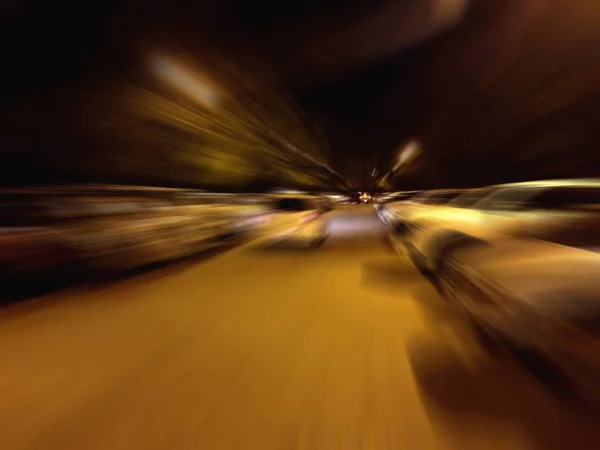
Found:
<box><xmin>149</xmin><ymin>53</ymin><xmax>219</xmax><ymax>108</ymax></box>
<box><xmin>149</xmin><ymin>52</ymin><xmax>345</xmax><ymax>187</ymax></box>
<box><xmin>393</xmin><ymin>140</ymin><xmax>421</xmax><ymax>172</ymax></box>
<box><xmin>377</xmin><ymin>139</ymin><xmax>421</xmax><ymax>186</ymax></box>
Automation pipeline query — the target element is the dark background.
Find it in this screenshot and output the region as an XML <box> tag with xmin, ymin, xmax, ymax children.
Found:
<box><xmin>2</xmin><ymin>0</ymin><xmax>600</xmax><ymax>190</ymax></box>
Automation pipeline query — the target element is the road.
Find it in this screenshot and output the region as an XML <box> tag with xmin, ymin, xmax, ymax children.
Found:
<box><xmin>1</xmin><ymin>205</ymin><xmax>600</xmax><ymax>450</ymax></box>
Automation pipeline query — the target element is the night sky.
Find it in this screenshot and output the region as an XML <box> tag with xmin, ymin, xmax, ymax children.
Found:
<box><xmin>2</xmin><ymin>0</ymin><xmax>600</xmax><ymax>189</ymax></box>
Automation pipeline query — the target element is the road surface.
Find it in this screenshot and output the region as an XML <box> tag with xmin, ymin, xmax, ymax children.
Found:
<box><xmin>1</xmin><ymin>205</ymin><xmax>599</xmax><ymax>450</ymax></box>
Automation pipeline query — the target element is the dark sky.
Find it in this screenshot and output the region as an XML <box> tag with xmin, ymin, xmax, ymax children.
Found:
<box><xmin>3</xmin><ymin>0</ymin><xmax>600</xmax><ymax>189</ymax></box>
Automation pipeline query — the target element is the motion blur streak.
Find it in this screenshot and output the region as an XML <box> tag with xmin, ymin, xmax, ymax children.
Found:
<box><xmin>3</xmin><ymin>200</ymin><xmax>600</xmax><ymax>449</ymax></box>
<box><xmin>4</xmin><ymin>0</ymin><xmax>600</xmax><ymax>448</ymax></box>
<box><xmin>150</xmin><ymin>54</ymin><xmax>219</xmax><ymax>108</ymax></box>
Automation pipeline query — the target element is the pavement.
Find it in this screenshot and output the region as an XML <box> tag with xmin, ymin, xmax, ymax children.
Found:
<box><xmin>1</xmin><ymin>205</ymin><xmax>600</xmax><ymax>450</ymax></box>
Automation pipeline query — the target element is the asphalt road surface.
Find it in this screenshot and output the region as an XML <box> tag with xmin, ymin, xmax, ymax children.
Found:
<box><xmin>1</xmin><ymin>205</ymin><xmax>600</xmax><ymax>450</ymax></box>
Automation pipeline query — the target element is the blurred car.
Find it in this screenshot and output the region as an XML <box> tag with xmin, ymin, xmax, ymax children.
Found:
<box><xmin>324</xmin><ymin>193</ymin><xmax>350</xmax><ymax>206</ymax></box>
<box><xmin>311</xmin><ymin>195</ymin><xmax>335</xmax><ymax>212</ymax></box>
<box><xmin>439</xmin><ymin>235</ymin><xmax>600</xmax><ymax>404</ymax></box>
<box><xmin>334</xmin><ymin>194</ymin><xmax>352</xmax><ymax>205</ymax></box>
<box><xmin>0</xmin><ymin>189</ymin><xmax>273</xmax><ymax>278</ymax></box>
<box><xmin>373</xmin><ymin>191</ymin><xmax>420</xmax><ymax>208</ymax></box>
<box><xmin>378</xmin><ymin>188</ymin><xmax>466</xmax><ymax>227</ymax></box>
<box><xmin>403</xmin><ymin>179</ymin><xmax>600</xmax><ymax>274</ymax></box>
<box><xmin>359</xmin><ymin>192</ymin><xmax>372</xmax><ymax>203</ymax></box>
<box><xmin>63</xmin><ymin>205</ymin><xmax>236</xmax><ymax>272</ymax></box>
<box><xmin>173</xmin><ymin>193</ymin><xmax>271</xmax><ymax>237</ymax></box>
<box><xmin>346</xmin><ymin>193</ymin><xmax>361</xmax><ymax>204</ymax></box>
<box><xmin>262</xmin><ymin>195</ymin><xmax>328</xmax><ymax>247</ymax></box>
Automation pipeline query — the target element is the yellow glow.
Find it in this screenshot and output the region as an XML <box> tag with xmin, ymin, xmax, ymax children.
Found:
<box><xmin>393</xmin><ymin>140</ymin><xmax>422</xmax><ymax>171</ymax></box>
<box><xmin>149</xmin><ymin>54</ymin><xmax>219</xmax><ymax>108</ymax></box>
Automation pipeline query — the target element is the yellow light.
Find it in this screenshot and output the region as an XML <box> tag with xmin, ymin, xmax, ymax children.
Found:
<box><xmin>149</xmin><ymin>54</ymin><xmax>219</xmax><ymax>108</ymax></box>
<box><xmin>393</xmin><ymin>140</ymin><xmax>422</xmax><ymax>171</ymax></box>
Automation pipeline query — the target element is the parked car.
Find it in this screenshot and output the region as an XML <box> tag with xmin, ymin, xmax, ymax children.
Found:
<box><xmin>439</xmin><ymin>234</ymin><xmax>600</xmax><ymax>404</ymax></box>
<box><xmin>173</xmin><ymin>193</ymin><xmax>271</xmax><ymax>237</ymax></box>
<box><xmin>378</xmin><ymin>188</ymin><xmax>466</xmax><ymax>228</ymax></box>
<box><xmin>63</xmin><ymin>205</ymin><xmax>236</xmax><ymax>272</ymax></box>
<box><xmin>373</xmin><ymin>191</ymin><xmax>420</xmax><ymax>207</ymax></box>
<box><xmin>402</xmin><ymin>179</ymin><xmax>600</xmax><ymax>275</ymax></box>
<box><xmin>311</xmin><ymin>195</ymin><xmax>335</xmax><ymax>212</ymax></box>
<box><xmin>0</xmin><ymin>189</ymin><xmax>272</xmax><ymax>280</ymax></box>
<box><xmin>262</xmin><ymin>195</ymin><xmax>328</xmax><ymax>247</ymax></box>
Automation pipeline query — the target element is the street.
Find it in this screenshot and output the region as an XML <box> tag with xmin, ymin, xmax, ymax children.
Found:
<box><xmin>1</xmin><ymin>205</ymin><xmax>599</xmax><ymax>450</ymax></box>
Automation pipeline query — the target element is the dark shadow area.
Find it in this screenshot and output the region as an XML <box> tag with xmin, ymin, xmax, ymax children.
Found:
<box><xmin>416</xmin><ymin>268</ymin><xmax>438</xmax><ymax>289</ymax></box>
<box><xmin>409</xmin><ymin>283</ymin><xmax>456</xmax><ymax>324</ymax></box>
<box><xmin>407</xmin><ymin>336</ymin><xmax>600</xmax><ymax>450</ymax></box>
<box><xmin>95</xmin><ymin>242</ymin><xmax>237</xmax><ymax>283</ymax></box>
<box><xmin>0</xmin><ymin>240</ymin><xmax>239</xmax><ymax>306</ymax></box>
<box><xmin>0</xmin><ymin>272</ymin><xmax>87</xmax><ymax>306</ymax></box>
<box><xmin>361</xmin><ymin>258</ymin><xmax>425</xmax><ymax>288</ymax></box>
<box><xmin>402</xmin><ymin>240</ymin><xmax>439</xmax><ymax>287</ymax></box>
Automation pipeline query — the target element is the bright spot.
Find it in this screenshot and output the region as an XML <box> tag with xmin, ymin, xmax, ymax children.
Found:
<box><xmin>399</xmin><ymin>142</ymin><xmax>418</xmax><ymax>164</ymax></box>
<box><xmin>394</xmin><ymin>140</ymin><xmax>422</xmax><ymax>170</ymax></box>
<box><xmin>149</xmin><ymin>54</ymin><xmax>218</xmax><ymax>107</ymax></box>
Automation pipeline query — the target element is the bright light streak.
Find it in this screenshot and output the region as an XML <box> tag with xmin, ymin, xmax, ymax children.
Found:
<box><xmin>272</xmin><ymin>189</ymin><xmax>306</xmax><ymax>194</ymax></box>
<box><xmin>149</xmin><ymin>54</ymin><xmax>218</xmax><ymax>108</ymax></box>
<box><xmin>393</xmin><ymin>140</ymin><xmax>421</xmax><ymax>171</ymax></box>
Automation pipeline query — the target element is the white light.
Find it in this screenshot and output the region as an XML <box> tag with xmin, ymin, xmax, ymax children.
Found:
<box><xmin>393</xmin><ymin>140</ymin><xmax>422</xmax><ymax>171</ymax></box>
<box><xmin>272</xmin><ymin>189</ymin><xmax>305</xmax><ymax>194</ymax></box>
<box><xmin>150</xmin><ymin>54</ymin><xmax>218</xmax><ymax>107</ymax></box>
